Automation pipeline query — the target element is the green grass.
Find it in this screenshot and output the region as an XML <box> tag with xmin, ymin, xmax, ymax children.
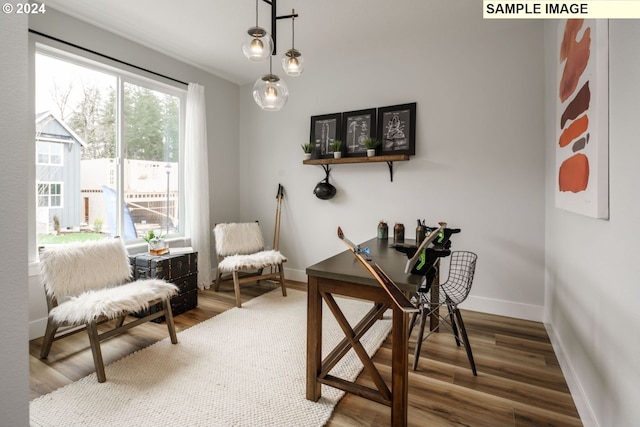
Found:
<box><xmin>38</xmin><ymin>232</ymin><xmax>107</xmax><ymax>244</ymax></box>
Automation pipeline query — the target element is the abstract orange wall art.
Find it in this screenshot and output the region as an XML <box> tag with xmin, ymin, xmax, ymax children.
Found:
<box><xmin>555</xmin><ymin>19</ymin><xmax>609</xmax><ymax>219</ymax></box>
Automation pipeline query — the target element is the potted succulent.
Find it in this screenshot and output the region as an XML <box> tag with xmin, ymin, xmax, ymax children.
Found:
<box><xmin>331</xmin><ymin>140</ymin><xmax>343</xmax><ymax>159</ymax></box>
<box><xmin>301</xmin><ymin>142</ymin><xmax>314</xmax><ymax>160</ymax></box>
<box><xmin>363</xmin><ymin>137</ymin><xmax>380</xmax><ymax>157</ymax></box>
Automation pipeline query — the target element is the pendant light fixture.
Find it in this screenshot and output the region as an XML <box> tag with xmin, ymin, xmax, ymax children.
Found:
<box><xmin>241</xmin><ymin>0</ymin><xmax>273</xmax><ymax>62</ymax></box>
<box><xmin>282</xmin><ymin>9</ymin><xmax>304</xmax><ymax>76</ymax></box>
<box><xmin>242</xmin><ymin>0</ymin><xmax>302</xmax><ymax>110</ymax></box>
<box><xmin>253</xmin><ymin>57</ymin><xmax>289</xmax><ymax>111</ymax></box>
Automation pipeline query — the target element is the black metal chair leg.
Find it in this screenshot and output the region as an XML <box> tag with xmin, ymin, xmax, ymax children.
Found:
<box><xmin>412</xmin><ymin>304</ymin><xmax>428</xmax><ymax>371</ymax></box>
<box><xmin>408</xmin><ymin>310</ymin><xmax>419</xmax><ymax>337</ymax></box>
<box><xmin>453</xmin><ymin>307</ymin><xmax>477</xmax><ymax>376</ymax></box>
<box><xmin>447</xmin><ymin>302</ymin><xmax>462</xmax><ymax>347</ymax></box>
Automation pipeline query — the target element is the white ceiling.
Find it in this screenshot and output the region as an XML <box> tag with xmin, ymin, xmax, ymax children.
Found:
<box><xmin>43</xmin><ymin>0</ymin><xmax>450</xmax><ymax>86</ymax></box>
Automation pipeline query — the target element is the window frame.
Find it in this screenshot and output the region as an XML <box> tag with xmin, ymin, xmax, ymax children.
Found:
<box><xmin>33</xmin><ymin>42</ymin><xmax>187</xmax><ymax>253</ymax></box>
<box><xmin>37</xmin><ymin>182</ymin><xmax>63</xmax><ymax>208</ymax></box>
<box><xmin>36</xmin><ymin>141</ymin><xmax>64</xmax><ymax>166</ymax></box>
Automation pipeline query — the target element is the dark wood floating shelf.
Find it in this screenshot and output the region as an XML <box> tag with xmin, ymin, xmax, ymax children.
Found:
<box><xmin>303</xmin><ymin>154</ymin><xmax>410</xmax><ymax>181</ymax></box>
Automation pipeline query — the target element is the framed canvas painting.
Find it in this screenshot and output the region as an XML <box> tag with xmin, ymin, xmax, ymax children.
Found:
<box><xmin>310</xmin><ymin>113</ymin><xmax>342</xmax><ymax>159</ymax></box>
<box><xmin>342</xmin><ymin>108</ymin><xmax>376</xmax><ymax>157</ymax></box>
<box><xmin>555</xmin><ymin>19</ymin><xmax>609</xmax><ymax>219</ymax></box>
<box><xmin>377</xmin><ymin>102</ymin><xmax>416</xmax><ymax>155</ymax></box>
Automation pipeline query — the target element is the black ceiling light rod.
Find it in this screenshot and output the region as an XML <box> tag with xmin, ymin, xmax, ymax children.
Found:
<box><xmin>261</xmin><ymin>0</ymin><xmax>298</xmax><ymax>55</ymax></box>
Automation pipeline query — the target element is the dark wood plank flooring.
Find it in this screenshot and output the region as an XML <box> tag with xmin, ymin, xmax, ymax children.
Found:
<box><xmin>29</xmin><ymin>280</ymin><xmax>582</xmax><ymax>427</ymax></box>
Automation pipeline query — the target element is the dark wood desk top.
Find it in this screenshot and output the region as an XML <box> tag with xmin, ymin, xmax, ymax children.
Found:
<box><xmin>305</xmin><ymin>237</ymin><xmax>424</xmax><ymax>293</ymax></box>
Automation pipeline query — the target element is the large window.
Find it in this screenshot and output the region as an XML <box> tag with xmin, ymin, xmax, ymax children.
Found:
<box><xmin>35</xmin><ymin>46</ymin><xmax>185</xmax><ymax>246</ymax></box>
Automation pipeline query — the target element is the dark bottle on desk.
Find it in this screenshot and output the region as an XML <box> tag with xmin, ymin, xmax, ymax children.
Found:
<box><xmin>416</xmin><ymin>220</ymin><xmax>426</xmax><ymax>244</ymax></box>
<box><xmin>377</xmin><ymin>221</ymin><xmax>388</xmax><ymax>240</ymax></box>
<box><xmin>393</xmin><ymin>223</ymin><xmax>405</xmax><ymax>243</ymax></box>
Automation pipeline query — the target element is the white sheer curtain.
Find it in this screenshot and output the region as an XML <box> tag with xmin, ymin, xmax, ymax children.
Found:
<box><xmin>185</xmin><ymin>83</ymin><xmax>212</xmax><ymax>289</ymax></box>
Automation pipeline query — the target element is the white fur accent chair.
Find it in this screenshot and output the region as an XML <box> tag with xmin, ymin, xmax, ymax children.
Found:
<box><xmin>213</xmin><ymin>222</ymin><xmax>287</xmax><ymax>308</ymax></box>
<box><xmin>39</xmin><ymin>238</ymin><xmax>179</xmax><ymax>383</ymax></box>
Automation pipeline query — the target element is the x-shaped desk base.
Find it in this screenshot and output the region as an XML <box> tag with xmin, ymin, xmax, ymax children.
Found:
<box><xmin>306</xmin><ymin>276</ymin><xmax>410</xmax><ymax>427</ymax></box>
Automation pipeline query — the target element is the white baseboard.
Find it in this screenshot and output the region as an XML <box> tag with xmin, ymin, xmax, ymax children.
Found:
<box><xmin>283</xmin><ymin>267</ymin><xmax>308</xmax><ymax>284</ymax></box>
<box><xmin>280</xmin><ymin>269</ymin><xmax>544</xmax><ymax>323</ymax></box>
<box><xmin>461</xmin><ymin>295</ymin><xmax>543</xmax><ymax>322</ymax></box>
<box><xmin>30</xmin><ymin>317</ymin><xmax>47</xmax><ymax>341</ymax></box>
<box><xmin>31</xmin><ymin>269</ymin><xmax>543</xmax><ymax>338</ymax></box>
<box><xmin>544</xmin><ymin>313</ymin><xmax>598</xmax><ymax>427</ymax></box>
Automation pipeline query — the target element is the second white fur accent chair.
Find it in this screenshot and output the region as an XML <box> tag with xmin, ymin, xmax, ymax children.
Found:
<box><xmin>213</xmin><ymin>222</ymin><xmax>287</xmax><ymax>307</ymax></box>
<box><xmin>39</xmin><ymin>238</ymin><xmax>179</xmax><ymax>383</ymax></box>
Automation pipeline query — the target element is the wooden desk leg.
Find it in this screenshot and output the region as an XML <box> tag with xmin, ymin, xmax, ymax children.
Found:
<box><xmin>430</xmin><ymin>260</ymin><xmax>440</xmax><ymax>332</ymax></box>
<box><xmin>306</xmin><ymin>275</ymin><xmax>322</xmax><ymax>401</ymax></box>
<box><xmin>391</xmin><ymin>305</ymin><xmax>409</xmax><ymax>427</ymax></box>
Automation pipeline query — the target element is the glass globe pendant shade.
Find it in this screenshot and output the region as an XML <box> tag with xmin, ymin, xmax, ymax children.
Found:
<box><xmin>282</xmin><ymin>48</ymin><xmax>304</xmax><ymax>76</ymax></box>
<box><xmin>241</xmin><ymin>27</ymin><xmax>273</xmax><ymax>62</ymax></box>
<box><xmin>253</xmin><ymin>73</ymin><xmax>289</xmax><ymax>111</ymax></box>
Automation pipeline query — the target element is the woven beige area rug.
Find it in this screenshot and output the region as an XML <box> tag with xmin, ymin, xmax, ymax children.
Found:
<box><xmin>30</xmin><ymin>288</ymin><xmax>392</xmax><ymax>427</ymax></box>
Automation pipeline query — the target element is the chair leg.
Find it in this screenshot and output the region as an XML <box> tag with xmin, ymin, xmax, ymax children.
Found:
<box><xmin>39</xmin><ymin>318</ymin><xmax>59</xmax><ymax>359</ymax></box>
<box><xmin>278</xmin><ymin>264</ymin><xmax>287</xmax><ymax>297</ymax></box>
<box><xmin>162</xmin><ymin>298</ymin><xmax>178</xmax><ymax>344</ymax></box>
<box><xmin>86</xmin><ymin>320</ymin><xmax>107</xmax><ymax>383</ymax></box>
<box><xmin>453</xmin><ymin>307</ymin><xmax>477</xmax><ymax>376</ymax></box>
<box><xmin>232</xmin><ymin>271</ymin><xmax>242</xmax><ymax>308</ymax></box>
<box><xmin>409</xmin><ymin>292</ymin><xmax>425</xmax><ymax>337</ymax></box>
<box><xmin>213</xmin><ymin>269</ymin><xmax>223</xmax><ymax>291</ymax></box>
<box><xmin>412</xmin><ymin>304</ymin><xmax>429</xmax><ymax>371</ymax></box>
<box><xmin>408</xmin><ymin>310</ymin><xmax>418</xmax><ymax>337</ymax></box>
<box><xmin>447</xmin><ymin>303</ymin><xmax>462</xmax><ymax>347</ymax></box>
<box><xmin>115</xmin><ymin>314</ymin><xmax>126</xmax><ymax>328</ymax></box>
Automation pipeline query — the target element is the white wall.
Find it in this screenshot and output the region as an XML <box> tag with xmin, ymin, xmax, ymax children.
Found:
<box><xmin>239</xmin><ymin>5</ymin><xmax>546</xmax><ymax>321</ymax></box>
<box><xmin>544</xmin><ymin>20</ymin><xmax>640</xmax><ymax>427</ymax></box>
<box><xmin>0</xmin><ymin>12</ymin><xmax>30</xmax><ymax>427</ymax></box>
<box><xmin>27</xmin><ymin>8</ymin><xmax>241</xmax><ymax>339</ymax></box>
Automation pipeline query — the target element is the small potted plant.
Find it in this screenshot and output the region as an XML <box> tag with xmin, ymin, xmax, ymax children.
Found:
<box><xmin>301</xmin><ymin>142</ymin><xmax>314</xmax><ymax>160</ymax></box>
<box><xmin>363</xmin><ymin>137</ymin><xmax>380</xmax><ymax>157</ymax></box>
<box><xmin>331</xmin><ymin>140</ymin><xmax>343</xmax><ymax>159</ymax></box>
<box><xmin>144</xmin><ymin>230</ymin><xmax>168</xmax><ymax>256</ymax></box>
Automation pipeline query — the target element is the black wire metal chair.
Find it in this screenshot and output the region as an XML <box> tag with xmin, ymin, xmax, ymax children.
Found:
<box><xmin>409</xmin><ymin>251</ymin><xmax>478</xmax><ymax>375</ymax></box>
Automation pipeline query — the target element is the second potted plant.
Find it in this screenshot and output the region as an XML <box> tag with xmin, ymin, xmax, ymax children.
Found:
<box><xmin>301</xmin><ymin>142</ymin><xmax>314</xmax><ymax>160</ymax></box>
<box><xmin>363</xmin><ymin>137</ymin><xmax>380</xmax><ymax>157</ymax></box>
<box><xmin>331</xmin><ymin>140</ymin><xmax>343</xmax><ymax>159</ymax></box>
<box><xmin>144</xmin><ymin>230</ymin><xmax>168</xmax><ymax>256</ymax></box>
